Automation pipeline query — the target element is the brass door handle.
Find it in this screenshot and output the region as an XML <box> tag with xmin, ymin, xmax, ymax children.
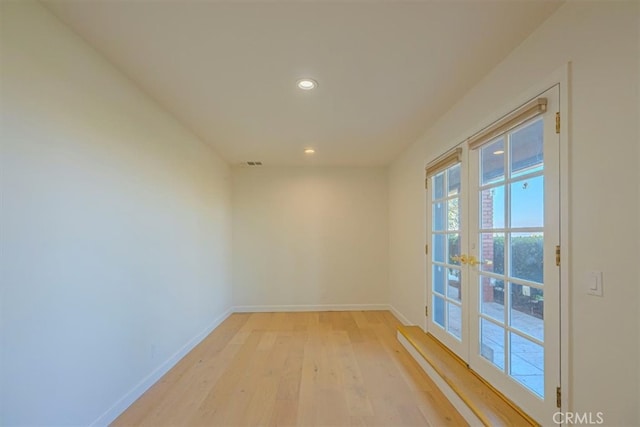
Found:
<box><xmin>451</xmin><ymin>254</ymin><xmax>468</xmax><ymax>264</ymax></box>
<box><xmin>451</xmin><ymin>254</ymin><xmax>492</xmax><ymax>266</ymax></box>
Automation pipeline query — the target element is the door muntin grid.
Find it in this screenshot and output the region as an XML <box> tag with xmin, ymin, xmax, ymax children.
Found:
<box><xmin>476</xmin><ymin>117</ymin><xmax>546</xmax><ymax>398</ymax></box>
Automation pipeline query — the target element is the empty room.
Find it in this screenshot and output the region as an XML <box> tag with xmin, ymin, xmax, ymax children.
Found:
<box><xmin>1</xmin><ymin>0</ymin><xmax>639</xmax><ymax>426</ymax></box>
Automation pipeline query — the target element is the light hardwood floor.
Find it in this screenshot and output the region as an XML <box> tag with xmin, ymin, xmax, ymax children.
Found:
<box><xmin>113</xmin><ymin>311</ymin><xmax>467</xmax><ymax>426</ymax></box>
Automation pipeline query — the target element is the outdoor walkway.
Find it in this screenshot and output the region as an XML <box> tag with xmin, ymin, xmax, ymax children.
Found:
<box><xmin>441</xmin><ymin>285</ymin><xmax>544</xmax><ymax>397</ymax></box>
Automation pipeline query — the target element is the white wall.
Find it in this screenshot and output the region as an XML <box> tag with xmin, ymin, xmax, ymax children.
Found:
<box><xmin>232</xmin><ymin>167</ymin><xmax>388</xmax><ymax>308</ymax></box>
<box><xmin>389</xmin><ymin>1</ymin><xmax>639</xmax><ymax>425</ymax></box>
<box><xmin>0</xmin><ymin>2</ymin><xmax>232</xmax><ymax>425</ymax></box>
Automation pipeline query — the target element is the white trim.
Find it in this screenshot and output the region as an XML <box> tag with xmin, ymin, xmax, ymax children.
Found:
<box><xmin>397</xmin><ymin>332</ymin><xmax>483</xmax><ymax>425</ymax></box>
<box><xmin>90</xmin><ymin>307</ymin><xmax>234</xmax><ymax>427</ymax></box>
<box><xmin>558</xmin><ymin>62</ymin><xmax>571</xmax><ymax>415</ymax></box>
<box><xmin>232</xmin><ymin>304</ymin><xmax>389</xmax><ymax>313</ymax></box>
<box><xmin>389</xmin><ymin>305</ymin><xmax>414</xmax><ymax>326</ymax></box>
<box><xmin>523</xmin><ymin>62</ymin><xmax>571</xmax><ymax>416</ymax></box>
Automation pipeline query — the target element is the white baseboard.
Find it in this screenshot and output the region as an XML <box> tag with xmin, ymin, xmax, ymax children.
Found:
<box><xmin>397</xmin><ymin>332</ymin><xmax>482</xmax><ymax>425</ymax></box>
<box><xmin>388</xmin><ymin>305</ymin><xmax>413</xmax><ymax>326</ymax></box>
<box><xmin>90</xmin><ymin>306</ymin><xmax>233</xmax><ymax>427</ymax></box>
<box><xmin>232</xmin><ymin>304</ymin><xmax>389</xmax><ymax>313</ymax></box>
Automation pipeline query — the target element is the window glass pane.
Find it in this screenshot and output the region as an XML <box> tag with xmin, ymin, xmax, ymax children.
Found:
<box><xmin>433</xmin><ymin>234</ymin><xmax>445</xmax><ymax>263</ymax></box>
<box><xmin>448</xmin><ymin>198</ymin><xmax>460</xmax><ymax>231</ymax></box>
<box><xmin>481</xmin><ymin>138</ymin><xmax>505</xmax><ymax>185</ymax></box>
<box><xmin>510</xmin><ymin>333</ymin><xmax>544</xmax><ymax>398</ymax></box>
<box><xmin>447</xmin><ymin>268</ymin><xmax>462</xmax><ymax>302</ymax></box>
<box><xmin>448</xmin><ymin>164</ymin><xmax>461</xmax><ymax>196</ymax></box>
<box><xmin>509</xmin><ymin>283</ymin><xmax>544</xmax><ymax>341</ymax></box>
<box><xmin>433</xmin><ymin>202</ymin><xmax>445</xmax><ymax>231</ymax></box>
<box><xmin>433</xmin><ymin>265</ymin><xmax>445</xmax><ymax>295</ymax></box>
<box><xmin>433</xmin><ymin>296</ymin><xmax>445</xmax><ymax>328</ymax></box>
<box><xmin>480</xmin><ymin>186</ymin><xmax>504</xmax><ymax>229</ymax></box>
<box><xmin>480</xmin><ymin>276</ymin><xmax>504</xmax><ymax>322</ymax></box>
<box><xmin>510</xmin><ymin>176</ymin><xmax>544</xmax><ymax>228</ymax></box>
<box><xmin>480</xmin><ymin>318</ymin><xmax>505</xmax><ymax>370</ymax></box>
<box><xmin>510</xmin><ymin>118</ymin><xmax>543</xmax><ymax>179</ymax></box>
<box><xmin>509</xmin><ymin>233</ymin><xmax>544</xmax><ymax>284</ymax></box>
<box><xmin>433</xmin><ymin>172</ymin><xmax>445</xmax><ymax>200</ymax></box>
<box><xmin>479</xmin><ymin>233</ymin><xmax>504</xmax><ymax>274</ymax></box>
<box><xmin>448</xmin><ymin>234</ymin><xmax>460</xmax><ymax>266</ymax></box>
<box><xmin>448</xmin><ymin>302</ymin><xmax>462</xmax><ymax>339</ymax></box>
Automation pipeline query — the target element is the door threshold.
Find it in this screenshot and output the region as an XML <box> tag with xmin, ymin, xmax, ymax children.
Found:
<box><xmin>397</xmin><ymin>325</ymin><xmax>539</xmax><ymax>426</ymax></box>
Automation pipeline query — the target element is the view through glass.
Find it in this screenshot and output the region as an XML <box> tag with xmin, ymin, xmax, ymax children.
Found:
<box><xmin>477</xmin><ymin>117</ymin><xmax>545</xmax><ymax>397</ymax></box>
<box><xmin>431</xmin><ymin>163</ymin><xmax>462</xmax><ymax>340</ymax></box>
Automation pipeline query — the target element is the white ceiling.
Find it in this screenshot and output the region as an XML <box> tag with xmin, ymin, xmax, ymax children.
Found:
<box><xmin>44</xmin><ymin>1</ymin><xmax>562</xmax><ymax>166</ymax></box>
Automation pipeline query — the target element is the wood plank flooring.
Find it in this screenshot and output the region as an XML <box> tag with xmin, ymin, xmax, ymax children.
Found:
<box><xmin>113</xmin><ymin>311</ymin><xmax>467</xmax><ymax>426</ymax></box>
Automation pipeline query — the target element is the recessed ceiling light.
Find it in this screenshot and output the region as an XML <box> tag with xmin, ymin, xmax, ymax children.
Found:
<box><xmin>493</xmin><ymin>150</ymin><xmax>505</xmax><ymax>155</ymax></box>
<box><xmin>304</xmin><ymin>148</ymin><xmax>315</xmax><ymax>154</ymax></box>
<box><xmin>297</xmin><ymin>79</ymin><xmax>317</xmax><ymax>90</ymax></box>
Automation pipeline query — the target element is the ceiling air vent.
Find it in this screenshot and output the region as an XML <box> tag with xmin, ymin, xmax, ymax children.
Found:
<box><xmin>246</xmin><ymin>161</ymin><xmax>262</xmax><ymax>166</ymax></box>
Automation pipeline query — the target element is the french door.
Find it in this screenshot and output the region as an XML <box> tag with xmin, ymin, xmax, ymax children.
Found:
<box><xmin>426</xmin><ymin>86</ymin><xmax>560</xmax><ymax>423</ymax></box>
<box><xmin>426</xmin><ymin>150</ymin><xmax>469</xmax><ymax>358</ymax></box>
